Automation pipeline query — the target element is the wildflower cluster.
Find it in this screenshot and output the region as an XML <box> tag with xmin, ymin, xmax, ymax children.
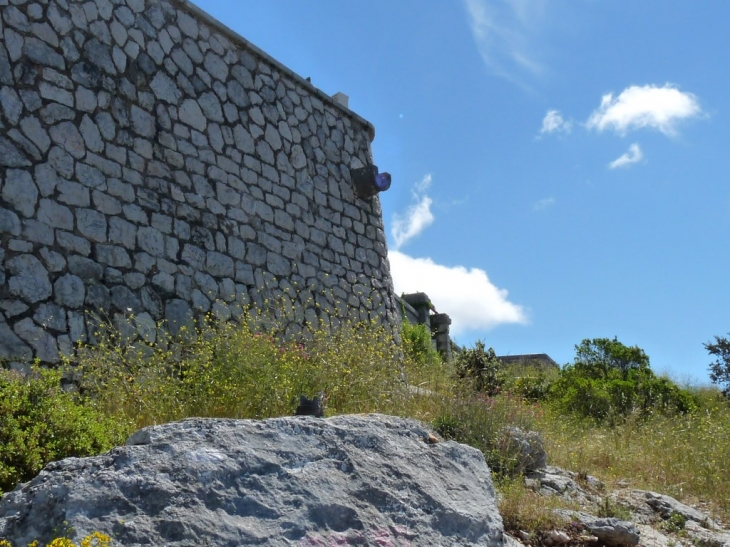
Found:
<box><xmin>0</xmin><ymin>532</ymin><xmax>110</xmax><ymax>547</ymax></box>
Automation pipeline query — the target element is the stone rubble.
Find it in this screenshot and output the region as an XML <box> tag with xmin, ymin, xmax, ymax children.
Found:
<box><xmin>499</xmin><ymin>426</ymin><xmax>548</xmax><ymax>474</ymax></box>
<box><xmin>525</xmin><ymin>466</ymin><xmax>603</xmax><ymax>505</ymax></box>
<box><xmin>522</xmin><ymin>464</ymin><xmax>730</xmax><ymax>547</ymax></box>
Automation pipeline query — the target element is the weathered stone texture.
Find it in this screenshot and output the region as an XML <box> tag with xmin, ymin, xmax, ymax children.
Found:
<box><xmin>0</xmin><ymin>0</ymin><xmax>396</xmax><ymax>362</ymax></box>
<box><xmin>0</xmin><ymin>415</ymin><xmax>504</xmax><ymax>546</ymax></box>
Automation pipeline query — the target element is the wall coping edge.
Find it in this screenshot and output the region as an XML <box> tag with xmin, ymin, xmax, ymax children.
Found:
<box><xmin>176</xmin><ymin>0</ymin><xmax>376</xmax><ymax>143</ymax></box>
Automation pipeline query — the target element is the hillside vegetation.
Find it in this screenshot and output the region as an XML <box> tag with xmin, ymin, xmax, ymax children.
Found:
<box><xmin>1</xmin><ymin>305</ymin><xmax>729</xmax><ymax>545</ymax></box>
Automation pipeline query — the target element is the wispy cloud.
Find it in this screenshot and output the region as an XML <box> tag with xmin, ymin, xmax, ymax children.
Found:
<box><xmin>540</xmin><ymin>110</ymin><xmax>571</xmax><ymax>135</ymax></box>
<box><xmin>532</xmin><ymin>197</ymin><xmax>556</xmax><ymax>210</ymax></box>
<box><xmin>609</xmin><ymin>143</ymin><xmax>643</xmax><ymax>169</ymax></box>
<box><xmin>391</xmin><ymin>174</ymin><xmax>435</xmax><ymax>250</ymax></box>
<box><xmin>389</xmin><ymin>251</ymin><xmax>528</xmax><ymax>335</ymax></box>
<box><xmin>586</xmin><ymin>84</ymin><xmax>701</xmax><ymax>136</ymax></box>
<box><xmin>463</xmin><ymin>0</ymin><xmax>546</xmax><ymax>84</ymax></box>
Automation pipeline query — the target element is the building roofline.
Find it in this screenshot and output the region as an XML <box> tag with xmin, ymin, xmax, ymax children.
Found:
<box><xmin>497</xmin><ymin>354</ymin><xmax>560</xmax><ymax>368</ymax></box>
<box><xmin>176</xmin><ymin>0</ymin><xmax>376</xmax><ymax>142</ymax></box>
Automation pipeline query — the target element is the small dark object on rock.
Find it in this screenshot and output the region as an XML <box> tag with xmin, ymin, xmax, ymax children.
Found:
<box><xmin>296</xmin><ymin>395</ymin><xmax>324</xmax><ymax>417</ymax></box>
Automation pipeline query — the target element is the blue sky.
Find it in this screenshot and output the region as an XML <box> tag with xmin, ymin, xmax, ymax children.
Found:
<box><xmin>192</xmin><ymin>1</ymin><xmax>730</xmax><ymax>383</ymax></box>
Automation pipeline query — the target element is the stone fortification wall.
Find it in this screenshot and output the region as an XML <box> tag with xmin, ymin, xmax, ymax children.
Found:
<box><xmin>0</xmin><ymin>0</ymin><xmax>397</xmax><ymax>363</ymax></box>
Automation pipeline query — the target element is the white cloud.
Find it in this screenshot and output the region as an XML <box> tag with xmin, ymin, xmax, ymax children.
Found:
<box><xmin>609</xmin><ymin>143</ymin><xmax>643</xmax><ymax>169</ymax></box>
<box><xmin>586</xmin><ymin>84</ymin><xmax>701</xmax><ymax>136</ymax></box>
<box><xmin>463</xmin><ymin>0</ymin><xmax>546</xmax><ymax>83</ymax></box>
<box><xmin>540</xmin><ymin>110</ymin><xmax>571</xmax><ymax>135</ymax></box>
<box><xmin>532</xmin><ymin>197</ymin><xmax>555</xmax><ymax>210</ymax></box>
<box><xmin>390</xmin><ymin>251</ymin><xmax>528</xmax><ymax>335</ymax></box>
<box><xmin>413</xmin><ymin>173</ymin><xmax>432</xmax><ymax>195</ymax></box>
<box><xmin>391</xmin><ymin>174</ymin><xmax>435</xmax><ymax>250</ymax></box>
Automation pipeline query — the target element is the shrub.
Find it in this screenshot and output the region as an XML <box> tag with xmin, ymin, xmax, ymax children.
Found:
<box><xmin>705</xmin><ymin>333</ymin><xmax>730</xmax><ymax>396</ymax></box>
<box><xmin>73</xmin><ymin>308</ymin><xmax>409</xmax><ymax>427</ymax></box>
<box><xmin>400</xmin><ymin>320</ymin><xmax>441</xmax><ymax>370</ymax></box>
<box><xmin>0</xmin><ymin>366</ymin><xmax>130</xmax><ymax>495</ymax></box>
<box><xmin>434</xmin><ymin>390</ymin><xmax>545</xmax><ymax>476</ymax></box>
<box><xmin>548</xmin><ymin>338</ymin><xmax>697</xmax><ymax>423</ymax></box>
<box><xmin>499</xmin><ymin>361</ymin><xmax>558</xmax><ymax>402</ymax></box>
<box><xmin>550</xmin><ymin>364</ymin><xmax>697</xmax><ymax>423</ymax></box>
<box><xmin>573</xmin><ymin>337</ymin><xmax>649</xmax><ymax>377</ymax></box>
<box><xmin>661</xmin><ymin>511</ymin><xmax>687</xmax><ymax>534</ymax></box>
<box><xmin>454</xmin><ymin>341</ymin><xmax>502</xmax><ymax>395</ymax></box>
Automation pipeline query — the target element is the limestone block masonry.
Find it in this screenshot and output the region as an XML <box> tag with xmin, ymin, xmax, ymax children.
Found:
<box><xmin>0</xmin><ymin>0</ymin><xmax>398</xmax><ymax>363</ymax></box>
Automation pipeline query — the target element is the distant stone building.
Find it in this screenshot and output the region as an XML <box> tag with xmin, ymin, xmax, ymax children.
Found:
<box><xmin>396</xmin><ymin>292</ymin><xmax>458</xmax><ymax>361</ymax></box>
<box><xmin>497</xmin><ymin>354</ymin><xmax>560</xmax><ymax>369</ymax></box>
<box><xmin>396</xmin><ymin>291</ymin><xmax>560</xmax><ymax>367</ymax></box>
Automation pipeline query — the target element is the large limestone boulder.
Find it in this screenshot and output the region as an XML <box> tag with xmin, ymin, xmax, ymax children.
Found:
<box><xmin>0</xmin><ymin>414</ymin><xmax>504</xmax><ymax>546</ymax></box>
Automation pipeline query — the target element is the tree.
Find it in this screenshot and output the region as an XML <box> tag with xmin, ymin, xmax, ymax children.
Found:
<box><xmin>549</xmin><ymin>337</ymin><xmax>696</xmax><ymax>422</ymax></box>
<box><xmin>573</xmin><ymin>337</ymin><xmax>650</xmax><ymax>379</ymax></box>
<box><xmin>705</xmin><ymin>333</ymin><xmax>730</xmax><ymax>396</ymax></box>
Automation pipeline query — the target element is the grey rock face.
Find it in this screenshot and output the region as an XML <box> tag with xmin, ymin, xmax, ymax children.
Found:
<box><xmin>54</xmin><ymin>274</ymin><xmax>86</xmax><ymax>308</ymax></box>
<box><xmin>20</xmin><ymin>117</ymin><xmax>51</xmax><ymax>153</ymax></box>
<box><xmin>499</xmin><ymin>426</ymin><xmax>547</xmax><ymax>473</ymax></box>
<box><xmin>0</xmin><ymin>208</ymin><xmax>21</xmax><ymax>236</ymax></box>
<box><xmin>179</xmin><ymin>98</ymin><xmax>206</xmax><ymax>131</ymax></box>
<box><xmin>49</xmin><ymin>121</ymin><xmax>86</xmax><ymax>159</ymax></box>
<box><xmin>2</xmin><ymin>170</ymin><xmax>38</xmax><ymax>218</ymax></box>
<box><xmin>557</xmin><ymin>511</ymin><xmax>640</xmax><ymax>547</ymax></box>
<box><xmin>150</xmin><ymin>71</ymin><xmax>181</xmax><ymax>104</ymax></box>
<box><xmin>0</xmin><ymin>319</ymin><xmax>32</xmax><ymax>360</ymax></box>
<box><xmin>640</xmin><ymin>490</ymin><xmax>719</xmax><ymax>528</ymax></box>
<box><xmin>130</xmin><ymin>105</ymin><xmax>155</xmax><ymax>137</ymax></box>
<box><xmin>0</xmin><ymin>415</ymin><xmax>503</xmax><ymax>546</ymax></box>
<box><xmin>683</xmin><ymin>520</ymin><xmax>730</xmax><ymax>547</ymax></box>
<box><xmin>0</xmin><ymin>136</ymin><xmax>31</xmax><ymax>167</ymax></box>
<box><xmin>13</xmin><ymin>317</ymin><xmax>59</xmax><ymax>362</ymax></box>
<box><xmin>206</xmin><ymin>250</ymin><xmax>234</xmax><ymax>277</ymax></box>
<box><xmin>6</xmin><ymin>255</ymin><xmax>52</xmax><ymax>303</ymax></box>
<box><xmin>165</xmin><ymin>297</ymin><xmax>193</xmax><ymax>336</ymax></box>
<box><xmin>1</xmin><ymin>87</ymin><xmax>24</xmax><ymax>126</ymax></box>
<box><xmin>614</xmin><ymin>489</ymin><xmax>720</xmax><ymax>530</ymax></box>
<box><xmin>525</xmin><ymin>466</ymin><xmax>603</xmax><ymax>505</ymax></box>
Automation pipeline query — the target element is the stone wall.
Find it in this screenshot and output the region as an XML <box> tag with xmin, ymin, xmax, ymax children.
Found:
<box><xmin>0</xmin><ymin>0</ymin><xmax>397</xmax><ymax>363</ymax></box>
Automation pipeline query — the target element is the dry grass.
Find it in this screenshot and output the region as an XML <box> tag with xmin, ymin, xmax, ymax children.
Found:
<box><xmin>68</xmin><ymin>310</ymin><xmax>730</xmax><ymax>525</ymax></box>
<box><xmin>535</xmin><ymin>390</ymin><xmax>730</xmax><ymax>524</ymax></box>
<box><xmin>73</xmin><ymin>307</ymin><xmax>411</xmax><ymax>429</ymax></box>
<box><xmin>6</xmin><ymin>296</ymin><xmax>730</xmax><ymax>540</ymax></box>
<box><xmin>497</xmin><ymin>475</ymin><xmax>577</xmax><ymax>542</ymax></box>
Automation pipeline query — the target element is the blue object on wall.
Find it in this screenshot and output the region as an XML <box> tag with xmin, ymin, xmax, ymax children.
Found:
<box><xmin>351</xmin><ymin>165</ymin><xmax>392</xmax><ymax>198</ymax></box>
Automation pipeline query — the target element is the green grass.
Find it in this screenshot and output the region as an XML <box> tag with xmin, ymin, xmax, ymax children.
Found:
<box><xmin>2</xmin><ymin>302</ymin><xmax>730</xmax><ymax>542</ymax></box>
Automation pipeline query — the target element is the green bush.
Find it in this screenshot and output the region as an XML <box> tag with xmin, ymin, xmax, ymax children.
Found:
<box><xmin>0</xmin><ymin>366</ymin><xmax>130</xmax><ymax>495</ymax></box>
<box><xmin>549</xmin><ymin>338</ymin><xmax>697</xmax><ymax>423</ymax></box>
<box><xmin>74</xmin><ymin>310</ymin><xmax>409</xmax><ymax>426</ymax></box>
<box><xmin>454</xmin><ymin>340</ymin><xmax>502</xmax><ymax>395</ymax></box>
<box><xmin>499</xmin><ymin>362</ymin><xmax>558</xmax><ymax>402</ymax></box>
<box><xmin>401</xmin><ymin>320</ymin><xmax>442</xmax><ymax>368</ymax></box>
